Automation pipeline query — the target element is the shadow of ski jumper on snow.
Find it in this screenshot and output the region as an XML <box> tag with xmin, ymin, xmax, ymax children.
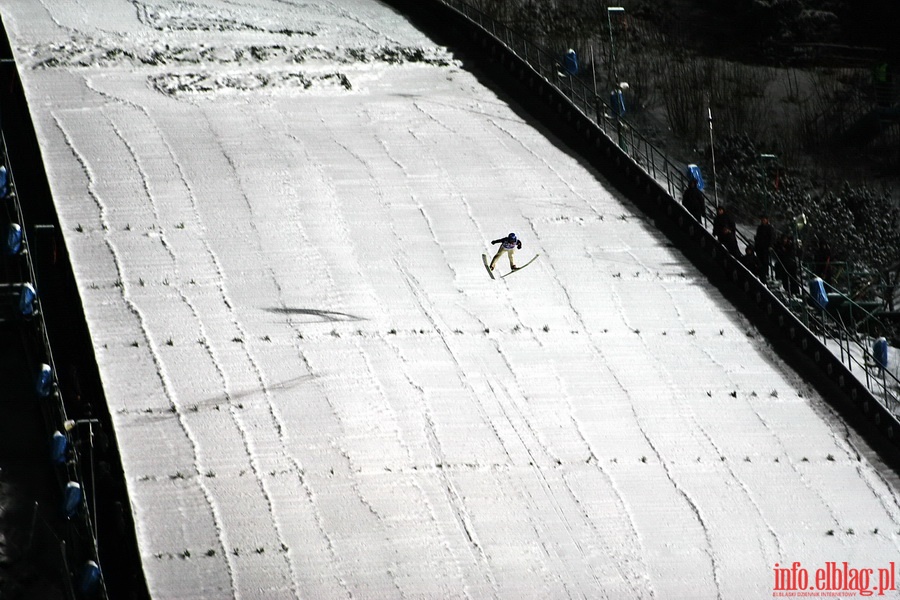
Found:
<box><xmin>265</xmin><ymin>307</ymin><xmax>365</xmax><ymax>322</ymax></box>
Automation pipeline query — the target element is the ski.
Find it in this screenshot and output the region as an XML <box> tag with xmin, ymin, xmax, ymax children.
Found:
<box><xmin>500</xmin><ymin>254</ymin><xmax>539</xmax><ymax>278</ymax></box>
<box><xmin>482</xmin><ymin>254</ymin><xmax>496</xmax><ymax>279</ymax></box>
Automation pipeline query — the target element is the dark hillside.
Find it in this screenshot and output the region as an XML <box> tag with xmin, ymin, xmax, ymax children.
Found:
<box><xmin>635</xmin><ymin>0</ymin><xmax>899</xmax><ymax>65</ymax></box>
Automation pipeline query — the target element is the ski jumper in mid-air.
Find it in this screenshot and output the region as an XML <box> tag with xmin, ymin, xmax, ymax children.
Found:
<box><xmin>489</xmin><ymin>233</ymin><xmax>521</xmax><ymax>271</ymax></box>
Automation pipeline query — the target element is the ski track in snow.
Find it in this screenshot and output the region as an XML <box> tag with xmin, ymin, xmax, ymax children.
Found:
<box><xmin>448</xmin><ymin>174</ymin><xmax>655</xmax><ymax>595</ymax></box>
<box><xmin>282</xmin><ymin>101</ymin><xmax>497</xmax><ymax>597</ymax></box>
<box><xmin>497</xmin><ymin>108</ymin><xmax>830</xmax><ymax>591</ymax></box>
<box><xmin>378</xmin><ymin>113</ymin><xmax>562</xmax><ymax>596</ymax></box>
<box><xmin>390</xmin><ymin>260</ymin><xmax>502</xmax><ymax>596</ymax></box>
<box><xmin>384</xmin><ymin>322</ymin><xmax>501</xmax><ymax>597</ymax></box>
<box><xmin>477</xmin><ymin>304</ymin><xmax>627</xmax><ymax>596</ymax></box>
<box><xmin>168</xmin><ymin>105</ymin><xmax>303</xmax><ymax>597</ymax></box>
<box><xmin>490</xmin><ymin>378</ymin><xmax>613</xmax><ymax>599</ymax></box>
<box><xmin>495</xmin><ymin>298</ymin><xmax>656</xmax><ymax>596</ymax></box>
<box><xmin>485</xmin><ymin>117</ymin><xmax>605</xmax><ymax>222</ymax></box>
<box><xmin>380</xmin><ymin>104</ymin><xmax>618</xmax><ymax>595</ymax></box>
<box><xmin>613</xmin><ymin>237</ymin><xmax>894</xmax><ymax>559</ymax></box>
<box><xmin>214</xmin><ymin>116</ymin><xmax>359</xmax><ymax>599</ymax></box>
<box><xmin>319</xmin><ymin>0</ymin><xmax>400</xmax><ymax>46</ymax></box>
<box><xmin>49</xmin><ymin>110</ymin><xmax>242</xmax><ymax>595</ymax></box>
<box><xmin>598</xmin><ymin>261</ymin><xmax>724</xmax><ymax>594</ymax></box>
<box><xmin>349</xmin><ymin>333</ymin><xmax>464</xmax><ymax>599</ymax></box>
<box><xmin>73</xmin><ymin>76</ymin><xmax>358</xmax><ymax>597</ymax></box>
<box><xmin>100</xmin><ymin>93</ymin><xmax>304</xmax><ymax>596</ymax></box>
<box><xmin>202</xmin><ymin>104</ymin><xmax>380</xmax><ymax>597</ymax></box>
<box><xmin>386</xmin><ymin>100</ymin><xmax>657</xmax><ymax>595</ymax></box>
<box><xmin>607</xmin><ymin>249</ymin><xmax>787</xmax><ymax>562</ymax></box>
<box><xmin>518</xmin><ymin>228</ymin><xmax>658</xmax><ymax>590</ymax></box>
<box><xmin>309</xmin><ymin>102</ymin><xmax>495</xmax><ymax>596</ymax></box>
<box><xmin>526</xmin><ymin>198</ymin><xmax>682</xmax><ymax>588</ymax></box>
<box><xmin>35</xmin><ymin>0</ymin><xmax>68</xmax><ymax>31</ymax></box>
<box><xmin>626</xmin><ymin>400</ymin><xmax>723</xmax><ymax>600</ymax></box>
<box><xmin>747</xmin><ymin>386</ymin><xmax>900</xmax><ymax>553</ymax></box>
<box><xmin>520</xmin><ymin>214</ymin><xmax>704</xmax><ymax>597</ymax></box>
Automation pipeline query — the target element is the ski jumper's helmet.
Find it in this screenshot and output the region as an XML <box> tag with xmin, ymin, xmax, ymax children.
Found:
<box><xmin>508</xmin><ymin>233</ymin><xmax>517</xmax><ymax>241</ymax></box>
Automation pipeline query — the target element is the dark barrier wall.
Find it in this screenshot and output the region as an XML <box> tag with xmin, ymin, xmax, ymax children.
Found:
<box><xmin>384</xmin><ymin>0</ymin><xmax>900</xmax><ymax>465</ymax></box>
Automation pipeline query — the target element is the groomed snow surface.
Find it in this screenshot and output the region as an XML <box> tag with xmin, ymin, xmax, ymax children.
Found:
<box><xmin>4</xmin><ymin>0</ymin><xmax>900</xmax><ymax>598</ymax></box>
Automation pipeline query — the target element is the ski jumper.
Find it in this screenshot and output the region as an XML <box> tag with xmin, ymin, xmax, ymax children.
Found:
<box><xmin>490</xmin><ymin>234</ymin><xmax>520</xmax><ymax>271</ymax></box>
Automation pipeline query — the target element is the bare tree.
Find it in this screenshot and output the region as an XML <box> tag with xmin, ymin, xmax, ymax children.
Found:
<box><xmin>657</xmin><ymin>48</ymin><xmax>709</xmax><ymax>144</ymax></box>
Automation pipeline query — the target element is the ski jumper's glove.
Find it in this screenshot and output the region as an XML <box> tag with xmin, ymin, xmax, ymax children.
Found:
<box><xmin>516</xmin><ymin>240</ymin><xmax>522</xmax><ymax>249</ymax></box>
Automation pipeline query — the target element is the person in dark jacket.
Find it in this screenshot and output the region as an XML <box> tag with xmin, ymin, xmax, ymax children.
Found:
<box><xmin>712</xmin><ymin>206</ymin><xmax>740</xmax><ymax>257</ymax></box>
<box><xmin>775</xmin><ymin>233</ymin><xmax>800</xmax><ymax>296</ymax></box>
<box><xmin>812</xmin><ymin>236</ymin><xmax>832</xmax><ymax>284</ymax></box>
<box><xmin>682</xmin><ymin>177</ymin><xmax>705</xmax><ymax>224</ymax></box>
<box><xmin>740</xmin><ymin>244</ymin><xmax>761</xmax><ymax>277</ymax></box>
<box><xmin>754</xmin><ymin>215</ymin><xmax>775</xmax><ymax>284</ymax></box>
<box><xmin>489</xmin><ymin>232</ymin><xmax>522</xmax><ymax>271</ymax></box>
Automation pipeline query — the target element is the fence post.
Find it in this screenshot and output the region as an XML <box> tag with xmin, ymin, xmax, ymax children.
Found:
<box><xmin>25</xmin><ymin>501</ymin><xmax>38</xmax><ymax>555</ymax></box>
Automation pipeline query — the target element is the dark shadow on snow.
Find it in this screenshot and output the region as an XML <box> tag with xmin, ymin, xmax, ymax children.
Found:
<box><xmin>265</xmin><ymin>307</ymin><xmax>365</xmax><ymax>322</ymax></box>
<box><xmin>133</xmin><ymin>373</ymin><xmax>320</xmax><ymax>423</ymax></box>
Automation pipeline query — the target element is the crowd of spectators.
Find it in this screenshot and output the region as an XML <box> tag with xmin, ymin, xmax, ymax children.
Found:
<box><xmin>682</xmin><ymin>176</ymin><xmax>831</xmax><ymax>300</ymax></box>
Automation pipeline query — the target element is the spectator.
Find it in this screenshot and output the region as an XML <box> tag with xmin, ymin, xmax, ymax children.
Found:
<box><xmin>682</xmin><ymin>177</ymin><xmax>705</xmax><ymax>224</ymax></box>
<box><xmin>564</xmin><ymin>49</ymin><xmax>579</xmax><ymax>76</ymax></box>
<box><xmin>812</xmin><ymin>236</ymin><xmax>832</xmax><ymax>284</ymax></box>
<box><xmin>775</xmin><ymin>233</ymin><xmax>800</xmax><ymax>296</ymax></box>
<box><xmin>754</xmin><ymin>215</ymin><xmax>775</xmax><ymax>284</ymax></box>
<box><xmin>713</xmin><ymin>205</ymin><xmax>740</xmax><ymax>257</ymax></box>
<box><xmin>740</xmin><ymin>244</ymin><xmax>761</xmax><ymax>277</ymax></box>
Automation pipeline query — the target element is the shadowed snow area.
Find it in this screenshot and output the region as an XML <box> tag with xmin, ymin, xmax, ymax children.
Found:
<box><xmin>4</xmin><ymin>0</ymin><xmax>900</xmax><ymax>598</ymax></box>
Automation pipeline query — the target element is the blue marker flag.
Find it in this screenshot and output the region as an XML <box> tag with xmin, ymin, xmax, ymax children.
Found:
<box><xmin>564</xmin><ymin>49</ymin><xmax>578</xmax><ymax>75</ymax></box>
<box><xmin>687</xmin><ymin>164</ymin><xmax>704</xmax><ymax>190</ymax></box>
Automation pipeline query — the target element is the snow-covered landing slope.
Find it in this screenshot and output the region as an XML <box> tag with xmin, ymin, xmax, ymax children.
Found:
<box><xmin>4</xmin><ymin>0</ymin><xmax>900</xmax><ymax>598</ymax></box>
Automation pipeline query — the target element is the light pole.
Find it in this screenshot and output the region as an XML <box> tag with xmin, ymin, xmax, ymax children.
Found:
<box><xmin>759</xmin><ymin>153</ymin><xmax>777</xmax><ymax>215</ymax></box>
<box><xmin>607</xmin><ymin>7</ymin><xmax>626</xmax><ymax>149</ymax></box>
<box><xmin>607</xmin><ymin>6</ymin><xmax>625</xmax><ymax>85</ymax></box>
<box><xmin>707</xmin><ymin>102</ymin><xmax>719</xmax><ymax>208</ymax></box>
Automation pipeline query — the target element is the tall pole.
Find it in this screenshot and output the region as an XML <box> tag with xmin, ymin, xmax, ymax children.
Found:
<box><xmin>608</xmin><ymin>7</ymin><xmax>625</xmax><ymax>148</ymax></box>
<box><xmin>591</xmin><ymin>44</ymin><xmax>605</xmax><ymax>126</ymax></box>
<box><xmin>607</xmin><ymin>7</ymin><xmax>625</xmax><ymax>85</ymax></box>
<box><xmin>87</xmin><ymin>421</ymin><xmax>97</xmax><ymax>544</ymax></box>
<box><xmin>590</xmin><ymin>44</ymin><xmax>599</xmax><ymax>121</ymax></box>
<box><xmin>707</xmin><ymin>104</ymin><xmax>719</xmax><ymax>207</ymax></box>
<box><xmin>759</xmin><ymin>153</ymin><xmax>777</xmax><ymax>215</ymax></box>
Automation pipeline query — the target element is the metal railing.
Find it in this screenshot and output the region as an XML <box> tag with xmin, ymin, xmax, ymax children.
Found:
<box><xmin>787</xmin><ymin>258</ymin><xmax>900</xmax><ymax>418</ymax></box>
<box><xmin>1</xmin><ymin>127</ymin><xmax>107</xmax><ymax>599</ymax></box>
